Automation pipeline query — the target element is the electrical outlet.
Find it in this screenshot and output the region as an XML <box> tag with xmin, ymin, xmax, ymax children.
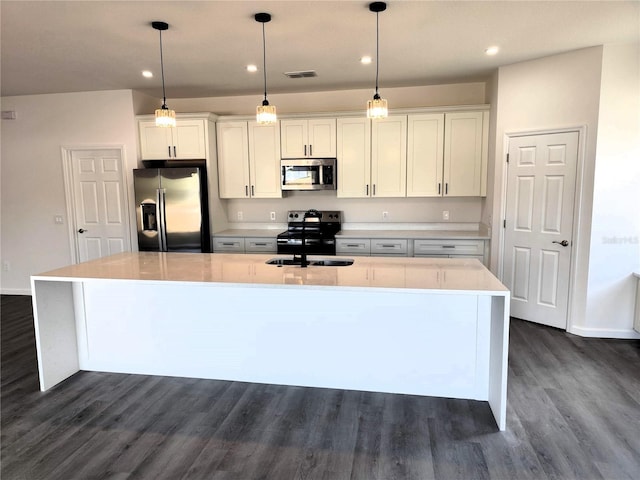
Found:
<box><xmin>54</xmin><ymin>215</ymin><xmax>64</xmax><ymax>224</ymax></box>
<box><xmin>2</xmin><ymin>261</ymin><xmax>10</xmax><ymax>272</ymax></box>
<box><xmin>382</xmin><ymin>211</ymin><xmax>389</xmax><ymax>220</ymax></box>
<box><xmin>442</xmin><ymin>210</ymin><xmax>450</xmax><ymax>221</ymax></box>
<box><xmin>270</xmin><ymin>211</ymin><xmax>276</xmax><ymax>221</ymax></box>
<box><xmin>237</xmin><ymin>211</ymin><xmax>243</xmax><ymax>221</ymax></box>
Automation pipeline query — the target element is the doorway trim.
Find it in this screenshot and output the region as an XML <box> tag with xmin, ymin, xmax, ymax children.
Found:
<box><xmin>61</xmin><ymin>145</ymin><xmax>133</xmax><ymax>264</ymax></box>
<box><xmin>498</xmin><ymin>125</ymin><xmax>588</xmax><ymax>333</ymax></box>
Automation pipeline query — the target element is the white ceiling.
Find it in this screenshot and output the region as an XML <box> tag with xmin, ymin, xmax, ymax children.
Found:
<box><xmin>1</xmin><ymin>1</ymin><xmax>639</xmax><ymax>99</ymax></box>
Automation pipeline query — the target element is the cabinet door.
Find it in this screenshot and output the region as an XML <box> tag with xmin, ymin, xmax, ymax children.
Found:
<box><xmin>371</xmin><ymin>115</ymin><xmax>407</xmax><ymax>197</ymax></box>
<box><xmin>217</xmin><ymin>122</ymin><xmax>250</xmax><ymax>198</ymax></box>
<box><xmin>280</xmin><ymin>120</ymin><xmax>308</xmax><ymax>158</ymax></box>
<box><xmin>248</xmin><ymin>122</ymin><xmax>282</xmax><ymax>198</ymax></box>
<box><xmin>139</xmin><ymin>120</ymin><xmax>173</xmax><ymax>160</ymax></box>
<box><xmin>337</xmin><ymin>117</ymin><xmax>371</xmax><ymax>198</ymax></box>
<box><xmin>407</xmin><ymin>114</ymin><xmax>444</xmax><ymax>197</ymax></box>
<box><xmin>443</xmin><ymin>112</ymin><xmax>483</xmax><ymax>196</ymax></box>
<box><xmin>308</xmin><ymin>119</ymin><xmax>336</xmax><ymax>157</ymax></box>
<box><xmin>172</xmin><ymin>119</ymin><xmax>207</xmax><ymax>159</ymax></box>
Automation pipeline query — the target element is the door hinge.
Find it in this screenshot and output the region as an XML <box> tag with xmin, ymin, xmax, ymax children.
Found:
<box><xmin>506</xmin><ymin>153</ymin><xmax>510</xmax><ymax>163</ymax></box>
<box><xmin>503</xmin><ymin>219</ymin><xmax>506</xmax><ymax>228</ymax></box>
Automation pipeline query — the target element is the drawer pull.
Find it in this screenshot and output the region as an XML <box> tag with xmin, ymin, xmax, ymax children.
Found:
<box><xmin>381</xmin><ymin>244</ymin><xmax>396</xmax><ymax>248</ymax></box>
<box><xmin>253</xmin><ymin>243</ymin><xmax>267</xmax><ymax>246</ymax></box>
<box><xmin>346</xmin><ymin>244</ymin><xmax>361</xmax><ymax>248</ymax></box>
<box><xmin>442</xmin><ymin>245</ymin><xmax>456</xmax><ymax>249</ymax></box>
<box><xmin>222</xmin><ymin>242</ymin><xmax>237</xmax><ymax>246</ymax></box>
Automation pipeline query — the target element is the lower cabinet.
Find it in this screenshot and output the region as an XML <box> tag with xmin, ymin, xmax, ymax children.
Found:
<box><xmin>338</xmin><ymin>237</ymin><xmax>487</xmax><ymax>264</ymax></box>
<box><xmin>213</xmin><ymin>236</ymin><xmax>277</xmax><ymax>254</ymax></box>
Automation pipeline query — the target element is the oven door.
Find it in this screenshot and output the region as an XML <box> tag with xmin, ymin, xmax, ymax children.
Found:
<box><xmin>276</xmin><ymin>234</ymin><xmax>336</xmax><ymax>255</ymax></box>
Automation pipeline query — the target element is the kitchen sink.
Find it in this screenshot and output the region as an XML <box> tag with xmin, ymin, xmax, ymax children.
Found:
<box><xmin>265</xmin><ymin>257</ymin><xmax>354</xmax><ymax>267</ymax></box>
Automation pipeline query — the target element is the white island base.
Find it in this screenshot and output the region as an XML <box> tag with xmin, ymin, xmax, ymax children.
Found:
<box><xmin>31</xmin><ymin>253</ymin><xmax>510</xmax><ymax>430</ymax></box>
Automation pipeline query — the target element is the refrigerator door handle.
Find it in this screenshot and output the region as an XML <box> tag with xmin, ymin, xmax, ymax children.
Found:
<box><xmin>157</xmin><ymin>188</ymin><xmax>168</xmax><ymax>251</ymax></box>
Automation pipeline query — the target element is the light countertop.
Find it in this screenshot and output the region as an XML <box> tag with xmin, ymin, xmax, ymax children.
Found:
<box><xmin>336</xmin><ymin>229</ymin><xmax>490</xmax><ymax>240</ymax></box>
<box><xmin>33</xmin><ymin>252</ymin><xmax>507</xmax><ymax>294</ymax></box>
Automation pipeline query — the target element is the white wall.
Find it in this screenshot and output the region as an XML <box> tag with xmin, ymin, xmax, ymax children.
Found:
<box><xmin>489</xmin><ymin>45</ymin><xmax>640</xmax><ymax>338</ymax></box>
<box><xmin>0</xmin><ymin>90</ymin><xmax>139</xmax><ymax>294</ymax></box>
<box><xmin>166</xmin><ymin>83</ymin><xmax>488</xmax><ymax>116</ymax></box>
<box><xmin>583</xmin><ymin>43</ymin><xmax>640</xmax><ymax>336</ymax></box>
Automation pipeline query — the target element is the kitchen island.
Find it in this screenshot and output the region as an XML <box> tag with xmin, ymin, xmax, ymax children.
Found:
<box><xmin>31</xmin><ymin>252</ymin><xmax>510</xmax><ymax>430</ymax></box>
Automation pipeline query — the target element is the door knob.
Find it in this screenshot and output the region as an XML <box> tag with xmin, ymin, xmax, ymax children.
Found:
<box><xmin>552</xmin><ymin>240</ymin><xmax>569</xmax><ymax>247</ymax></box>
<box><xmin>78</xmin><ymin>228</ymin><xmax>87</xmax><ymax>234</ymax></box>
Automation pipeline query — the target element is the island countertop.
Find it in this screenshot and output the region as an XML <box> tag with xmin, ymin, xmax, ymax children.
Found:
<box><xmin>34</xmin><ymin>252</ymin><xmax>508</xmax><ymax>294</ymax></box>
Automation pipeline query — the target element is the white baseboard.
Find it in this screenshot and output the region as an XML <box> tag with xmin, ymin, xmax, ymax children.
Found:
<box><xmin>1</xmin><ymin>288</ymin><xmax>32</xmax><ymax>296</ymax></box>
<box><xmin>569</xmin><ymin>325</ymin><xmax>640</xmax><ymax>339</ymax></box>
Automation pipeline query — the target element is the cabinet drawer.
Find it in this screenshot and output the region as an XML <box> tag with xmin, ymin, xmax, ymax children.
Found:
<box><xmin>336</xmin><ymin>239</ymin><xmax>371</xmax><ymax>256</ymax></box>
<box><xmin>414</xmin><ymin>239</ymin><xmax>484</xmax><ymax>256</ymax></box>
<box><xmin>245</xmin><ymin>237</ymin><xmax>277</xmax><ymax>253</ymax></box>
<box><xmin>213</xmin><ymin>237</ymin><xmax>245</xmax><ymax>253</ymax></box>
<box><xmin>371</xmin><ymin>239</ymin><xmax>408</xmax><ymax>256</ymax></box>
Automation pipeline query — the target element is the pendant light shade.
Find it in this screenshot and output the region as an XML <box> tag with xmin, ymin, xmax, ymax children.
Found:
<box><xmin>255</xmin><ymin>13</ymin><xmax>277</xmax><ymax>125</ymax></box>
<box><xmin>367</xmin><ymin>2</ymin><xmax>388</xmax><ymax>119</ymax></box>
<box><xmin>152</xmin><ymin>21</ymin><xmax>176</xmax><ymax>128</ymax></box>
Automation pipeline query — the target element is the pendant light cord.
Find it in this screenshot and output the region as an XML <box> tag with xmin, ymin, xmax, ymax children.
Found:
<box><xmin>375</xmin><ymin>10</ymin><xmax>380</xmax><ymax>96</ymax></box>
<box><xmin>262</xmin><ymin>22</ymin><xmax>268</xmax><ymax>102</ymax></box>
<box><xmin>159</xmin><ymin>29</ymin><xmax>167</xmax><ymax>107</ymax></box>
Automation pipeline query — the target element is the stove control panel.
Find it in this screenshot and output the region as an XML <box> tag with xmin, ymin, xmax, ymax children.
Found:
<box><xmin>287</xmin><ymin>210</ymin><xmax>341</xmax><ymax>223</ymax></box>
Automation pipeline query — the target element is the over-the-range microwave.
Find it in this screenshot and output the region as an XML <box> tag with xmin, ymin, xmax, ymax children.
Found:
<box><xmin>281</xmin><ymin>158</ymin><xmax>336</xmax><ymax>191</ymax></box>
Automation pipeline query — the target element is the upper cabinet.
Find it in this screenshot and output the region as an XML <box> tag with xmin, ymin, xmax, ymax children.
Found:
<box><xmin>337</xmin><ymin>116</ymin><xmax>407</xmax><ymax>198</ymax></box>
<box><xmin>138</xmin><ymin>119</ymin><xmax>207</xmax><ymax>160</ymax></box>
<box><xmin>407</xmin><ymin>111</ymin><xmax>489</xmax><ymax>197</ymax></box>
<box><xmin>280</xmin><ymin>118</ymin><xmax>337</xmax><ymax>158</ymax></box>
<box><xmin>217</xmin><ymin>121</ymin><xmax>281</xmax><ymax>199</ymax></box>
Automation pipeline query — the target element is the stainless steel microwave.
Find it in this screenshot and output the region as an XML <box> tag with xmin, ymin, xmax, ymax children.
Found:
<box><xmin>281</xmin><ymin>158</ymin><xmax>336</xmax><ymax>191</ymax></box>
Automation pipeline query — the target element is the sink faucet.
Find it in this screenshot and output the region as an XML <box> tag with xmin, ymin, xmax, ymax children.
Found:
<box><xmin>299</xmin><ymin>209</ymin><xmax>321</xmax><ymax>268</ymax></box>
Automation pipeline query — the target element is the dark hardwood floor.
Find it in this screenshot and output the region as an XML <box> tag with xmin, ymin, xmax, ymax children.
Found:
<box><xmin>1</xmin><ymin>294</ymin><xmax>639</xmax><ymax>480</ymax></box>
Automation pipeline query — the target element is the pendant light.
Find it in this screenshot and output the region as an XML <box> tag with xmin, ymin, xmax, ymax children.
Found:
<box><xmin>367</xmin><ymin>2</ymin><xmax>388</xmax><ymax>119</ymax></box>
<box><xmin>255</xmin><ymin>13</ymin><xmax>277</xmax><ymax>125</ymax></box>
<box><xmin>152</xmin><ymin>21</ymin><xmax>176</xmax><ymax>128</ymax></box>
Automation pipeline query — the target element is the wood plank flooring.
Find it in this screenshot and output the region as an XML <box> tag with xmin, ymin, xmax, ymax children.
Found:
<box><xmin>2</xmin><ymin>294</ymin><xmax>639</xmax><ymax>479</ymax></box>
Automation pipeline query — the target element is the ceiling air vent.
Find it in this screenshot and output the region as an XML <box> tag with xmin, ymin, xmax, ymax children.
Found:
<box><xmin>284</xmin><ymin>70</ymin><xmax>317</xmax><ymax>79</ymax></box>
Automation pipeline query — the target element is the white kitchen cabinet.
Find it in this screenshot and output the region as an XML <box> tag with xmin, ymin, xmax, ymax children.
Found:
<box><xmin>407</xmin><ymin>111</ymin><xmax>488</xmax><ymax>197</ymax></box>
<box><xmin>280</xmin><ymin>118</ymin><xmax>336</xmax><ymax>158</ymax></box>
<box><xmin>217</xmin><ymin>121</ymin><xmax>282</xmax><ymax>199</ymax></box>
<box><xmin>139</xmin><ymin>119</ymin><xmax>207</xmax><ymax>160</ymax></box>
<box><xmin>371</xmin><ymin>116</ymin><xmax>408</xmax><ymax>197</ymax></box>
<box><xmin>443</xmin><ymin>111</ymin><xmax>487</xmax><ymax>197</ymax></box>
<box><xmin>337</xmin><ymin>116</ymin><xmax>406</xmax><ymax>198</ymax></box>
<box><xmin>337</xmin><ymin>117</ymin><xmax>371</xmax><ymax>198</ymax></box>
<box><xmin>407</xmin><ymin>113</ymin><xmax>445</xmax><ymax>196</ymax></box>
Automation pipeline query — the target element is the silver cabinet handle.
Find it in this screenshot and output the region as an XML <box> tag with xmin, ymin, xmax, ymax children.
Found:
<box><xmin>552</xmin><ymin>240</ymin><xmax>569</xmax><ymax>247</ymax></box>
<box><xmin>168</xmin><ymin>146</ymin><xmax>171</xmax><ymax>157</ymax></box>
<box><xmin>445</xmin><ymin>183</ymin><xmax>449</xmax><ymax>195</ymax></box>
<box><xmin>245</xmin><ymin>185</ymin><xmax>249</xmax><ymax>197</ymax></box>
<box><xmin>304</xmin><ymin>145</ymin><xmax>307</xmax><ymax>156</ymax></box>
<box><xmin>309</xmin><ymin>145</ymin><xmax>313</xmax><ymax>156</ymax></box>
<box><xmin>173</xmin><ymin>146</ymin><xmax>177</xmax><ymax>157</ymax></box>
<box><xmin>366</xmin><ymin>184</ymin><xmax>369</xmax><ymax>196</ymax></box>
<box><xmin>381</xmin><ymin>244</ymin><xmax>396</xmax><ymax>248</ymax></box>
<box><xmin>373</xmin><ymin>184</ymin><xmax>376</xmax><ymax>196</ymax></box>
<box><xmin>438</xmin><ymin>183</ymin><xmax>441</xmax><ymax>195</ymax></box>
<box><xmin>251</xmin><ymin>185</ymin><xmax>255</xmax><ymax>196</ymax></box>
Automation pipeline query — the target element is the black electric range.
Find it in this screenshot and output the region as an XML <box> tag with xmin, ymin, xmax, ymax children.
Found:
<box><xmin>276</xmin><ymin>210</ymin><xmax>342</xmax><ymax>256</ymax></box>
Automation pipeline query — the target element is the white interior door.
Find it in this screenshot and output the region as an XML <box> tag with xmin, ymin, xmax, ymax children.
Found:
<box><xmin>69</xmin><ymin>148</ymin><xmax>131</xmax><ymax>262</ymax></box>
<box><xmin>503</xmin><ymin>132</ymin><xmax>578</xmax><ymax>329</ymax></box>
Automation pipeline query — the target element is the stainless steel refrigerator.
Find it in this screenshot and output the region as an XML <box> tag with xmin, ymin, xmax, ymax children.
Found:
<box><xmin>134</xmin><ymin>167</ymin><xmax>210</xmax><ymax>252</ymax></box>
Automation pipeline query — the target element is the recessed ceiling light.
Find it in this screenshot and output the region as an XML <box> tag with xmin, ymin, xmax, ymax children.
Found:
<box><xmin>247</xmin><ymin>64</ymin><xmax>258</xmax><ymax>73</ymax></box>
<box><xmin>360</xmin><ymin>56</ymin><xmax>372</xmax><ymax>65</ymax></box>
<box><xmin>485</xmin><ymin>46</ymin><xmax>499</xmax><ymax>56</ymax></box>
<box><xmin>142</xmin><ymin>70</ymin><xmax>153</xmax><ymax>78</ymax></box>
